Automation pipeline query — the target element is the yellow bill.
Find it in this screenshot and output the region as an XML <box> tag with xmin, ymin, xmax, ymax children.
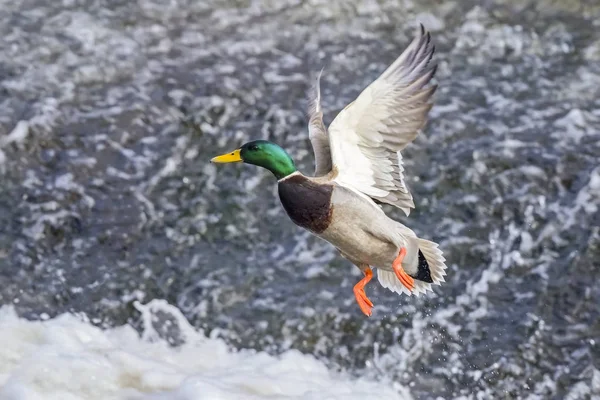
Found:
<box><xmin>211</xmin><ymin>149</ymin><xmax>242</xmax><ymax>163</ymax></box>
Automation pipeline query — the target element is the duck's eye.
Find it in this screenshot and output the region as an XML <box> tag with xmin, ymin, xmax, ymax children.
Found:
<box><xmin>248</xmin><ymin>145</ymin><xmax>259</xmax><ymax>151</ymax></box>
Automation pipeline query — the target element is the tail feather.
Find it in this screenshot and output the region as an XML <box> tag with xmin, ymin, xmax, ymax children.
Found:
<box><xmin>378</xmin><ymin>268</ymin><xmax>415</xmax><ymax>296</ymax></box>
<box><xmin>414</xmin><ymin>250</ymin><xmax>433</xmax><ymax>282</ymax></box>
<box><xmin>377</xmin><ymin>238</ymin><xmax>447</xmax><ymax>297</ymax></box>
<box><xmin>417</xmin><ymin>238</ymin><xmax>447</xmax><ymax>285</ymax></box>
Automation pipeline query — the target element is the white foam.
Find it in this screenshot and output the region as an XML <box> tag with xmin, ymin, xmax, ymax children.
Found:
<box><xmin>0</xmin><ymin>121</ymin><xmax>29</xmax><ymax>148</ymax></box>
<box><xmin>0</xmin><ymin>300</ymin><xmax>409</xmax><ymax>400</ymax></box>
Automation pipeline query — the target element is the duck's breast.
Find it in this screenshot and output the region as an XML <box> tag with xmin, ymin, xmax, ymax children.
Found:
<box><xmin>277</xmin><ymin>175</ymin><xmax>334</xmax><ymax>234</ymax></box>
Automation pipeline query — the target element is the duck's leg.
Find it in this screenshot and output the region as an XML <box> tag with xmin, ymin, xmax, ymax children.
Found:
<box><xmin>392</xmin><ymin>247</ymin><xmax>414</xmax><ymax>291</ymax></box>
<box><xmin>353</xmin><ymin>264</ymin><xmax>374</xmax><ymax>317</ymax></box>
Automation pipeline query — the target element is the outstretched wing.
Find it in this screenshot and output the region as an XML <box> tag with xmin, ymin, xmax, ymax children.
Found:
<box><xmin>327</xmin><ymin>25</ymin><xmax>437</xmax><ymax>216</ymax></box>
<box><xmin>307</xmin><ymin>69</ymin><xmax>332</xmax><ymax>177</ymax></box>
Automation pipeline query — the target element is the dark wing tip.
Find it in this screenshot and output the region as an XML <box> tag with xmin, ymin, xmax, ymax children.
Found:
<box><xmin>429</xmin><ymin>63</ymin><xmax>438</xmax><ymax>80</ymax></box>
<box><xmin>430</xmin><ymin>83</ymin><xmax>439</xmax><ymax>97</ymax></box>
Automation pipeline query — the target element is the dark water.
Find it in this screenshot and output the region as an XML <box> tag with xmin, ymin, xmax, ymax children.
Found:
<box><xmin>1</xmin><ymin>0</ymin><xmax>599</xmax><ymax>398</ymax></box>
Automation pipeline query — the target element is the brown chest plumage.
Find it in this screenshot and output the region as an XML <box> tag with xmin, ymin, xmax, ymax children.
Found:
<box><xmin>277</xmin><ymin>175</ymin><xmax>333</xmax><ymax>234</ymax></box>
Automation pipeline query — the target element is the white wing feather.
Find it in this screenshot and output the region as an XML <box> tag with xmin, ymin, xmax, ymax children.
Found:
<box><xmin>327</xmin><ymin>25</ymin><xmax>437</xmax><ymax>215</ymax></box>
<box><xmin>307</xmin><ymin>69</ymin><xmax>332</xmax><ymax>177</ymax></box>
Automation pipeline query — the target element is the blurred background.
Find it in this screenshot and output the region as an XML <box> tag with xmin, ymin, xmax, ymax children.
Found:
<box><xmin>1</xmin><ymin>0</ymin><xmax>599</xmax><ymax>399</ymax></box>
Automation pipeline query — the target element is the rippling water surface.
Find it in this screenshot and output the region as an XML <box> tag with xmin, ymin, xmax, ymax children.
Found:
<box><xmin>1</xmin><ymin>0</ymin><xmax>599</xmax><ymax>398</ymax></box>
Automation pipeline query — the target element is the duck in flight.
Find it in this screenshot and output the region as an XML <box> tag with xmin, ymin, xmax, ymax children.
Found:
<box><xmin>211</xmin><ymin>25</ymin><xmax>447</xmax><ymax>316</ymax></box>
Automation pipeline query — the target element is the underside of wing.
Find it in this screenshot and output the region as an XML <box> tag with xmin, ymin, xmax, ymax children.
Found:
<box><xmin>327</xmin><ymin>24</ymin><xmax>438</xmax><ymax>215</ymax></box>
<box><xmin>307</xmin><ymin>69</ymin><xmax>332</xmax><ymax>177</ymax></box>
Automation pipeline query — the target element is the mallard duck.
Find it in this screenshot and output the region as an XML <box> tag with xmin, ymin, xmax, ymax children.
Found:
<box><xmin>211</xmin><ymin>25</ymin><xmax>446</xmax><ymax>316</ymax></box>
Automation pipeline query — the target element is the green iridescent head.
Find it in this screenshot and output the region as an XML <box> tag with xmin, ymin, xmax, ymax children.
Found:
<box><xmin>211</xmin><ymin>140</ymin><xmax>297</xmax><ymax>180</ymax></box>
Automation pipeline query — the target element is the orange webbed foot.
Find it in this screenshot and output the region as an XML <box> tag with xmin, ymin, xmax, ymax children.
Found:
<box><xmin>392</xmin><ymin>247</ymin><xmax>414</xmax><ymax>291</ymax></box>
<box><xmin>353</xmin><ymin>267</ymin><xmax>374</xmax><ymax>317</ymax></box>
